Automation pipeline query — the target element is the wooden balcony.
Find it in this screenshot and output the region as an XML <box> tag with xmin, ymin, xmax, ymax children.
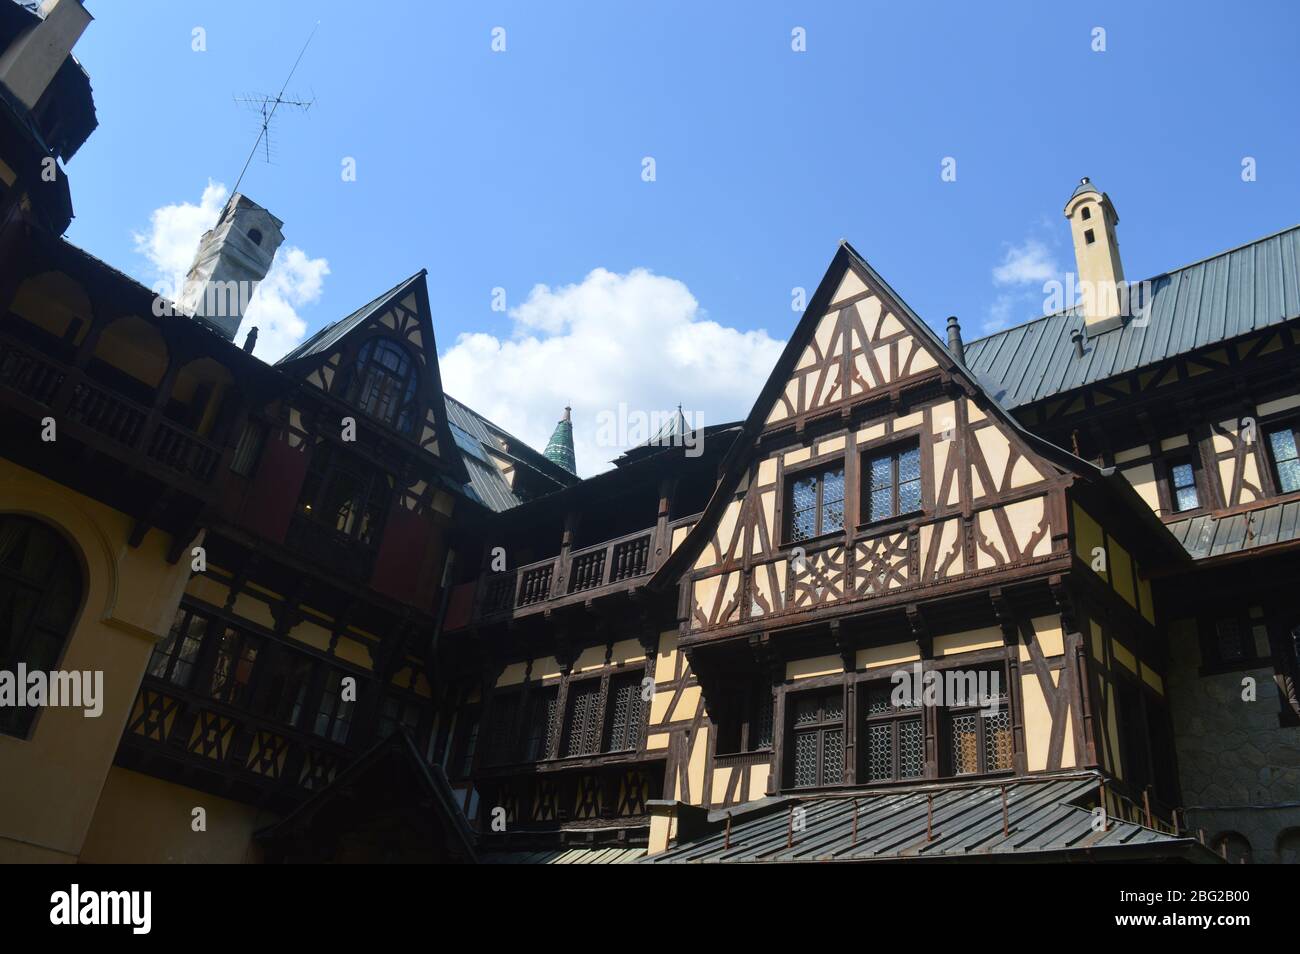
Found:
<box><xmin>0</xmin><ymin>332</ymin><xmax>222</xmax><ymax>489</ymax></box>
<box><xmin>474</xmin><ymin>527</ymin><xmax>657</xmax><ymax>622</ymax></box>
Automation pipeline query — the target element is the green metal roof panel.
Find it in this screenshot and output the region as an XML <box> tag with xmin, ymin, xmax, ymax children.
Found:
<box><xmin>644</xmin><ymin>774</ymin><xmax>1214</xmax><ymax>863</ymax></box>
<box><xmin>964</xmin><ymin>226</ymin><xmax>1300</xmax><ymax>409</ymax></box>
<box><xmin>1164</xmin><ymin>498</ymin><xmax>1300</xmax><ymax>560</ymax></box>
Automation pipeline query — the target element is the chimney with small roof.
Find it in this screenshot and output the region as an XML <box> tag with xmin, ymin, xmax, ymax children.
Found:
<box><xmin>1064</xmin><ymin>177</ymin><xmax>1126</xmax><ymax>334</ymax></box>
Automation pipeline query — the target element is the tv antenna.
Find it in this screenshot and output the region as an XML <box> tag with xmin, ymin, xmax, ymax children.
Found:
<box><xmin>231</xmin><ymin>21</ymin><xmax>320</xmax><ymax>195</ymax></box>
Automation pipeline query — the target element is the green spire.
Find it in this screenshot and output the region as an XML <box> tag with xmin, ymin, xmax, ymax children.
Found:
<box><xmin>543</xmin><ymin>405</ymin><xmax>576</xmax><ymax>475</ymax></box>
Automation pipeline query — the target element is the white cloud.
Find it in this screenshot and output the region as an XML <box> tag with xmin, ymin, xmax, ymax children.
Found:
<box><xmin>132</xmin><ymin>180</ymin><xmax>328</xmax><ymax>361</ymax></box>
<box><xmin>992</xmin><ymin>239</ymin><xmax>1060</xmax><ymax>287</ymax></box>
<box><xmin>439</xmin><ymin>267</ymin><xmax>785</xmax><ymax>477</ymax></box>
<box><xmin>983</xmin><ymin>236</ymin><xmax>1065</xmax><ymax>334</ymax></box>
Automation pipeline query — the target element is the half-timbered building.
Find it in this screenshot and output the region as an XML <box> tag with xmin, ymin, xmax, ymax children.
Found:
<box><xmin>0</xmin><ymin>0</ymin><xmax>1295</xmax><ymax>865</ymax></box>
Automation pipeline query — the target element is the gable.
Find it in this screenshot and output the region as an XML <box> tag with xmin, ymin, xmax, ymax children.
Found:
<box><xmin>664</xmin><ymin>244</ymin><xmax>1086</xmax><ymax>633</ymax></box>
<box><xmin>766</xmin><ymin>268</ymin><xmax>939</xmax><ymax>427</ymax></box>
<box><xmin>276</xmin><ymin>272</ymin><xmax>467</xmax><ymax>483</ymax></box>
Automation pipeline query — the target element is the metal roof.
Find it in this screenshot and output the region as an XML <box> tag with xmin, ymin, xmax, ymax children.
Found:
<box><xmin>644</xmin><ymin>774</ymin><xmax>1213</xmax><ymax>863</ymax></box>
<box><xmin>963</xmin><ymin>225</ymin><xmax>1300</xmax><ymax>410</ymax></box>
<box><xmin>445</xmin><ymin>394</ymin><xmax>576</xmax><ymax>512</ymax></box>
<box><xmin>480</xmin><ymin>846</ymin><xmax>646</xmax><ymax>864</ymax></box>
<box><xmin>1166</xmin><ymin>497</ymin><xmax>1300</xmax><ymax>560</ymax></box>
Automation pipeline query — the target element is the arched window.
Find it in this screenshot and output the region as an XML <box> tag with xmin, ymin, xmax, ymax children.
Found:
<box><xmin>350</xmin><ymin>339</ymin><xmax>418</xmax><ymax>434</ymax></box>
<box><xmin>0</xmin><ymin>515</ymin><xmax>84</xmax><ymax>738</ymax></box>
<box><xmin>247</xmin><ymin>228</ymin><xmax>263</xmax><ymax>246</ymax></box>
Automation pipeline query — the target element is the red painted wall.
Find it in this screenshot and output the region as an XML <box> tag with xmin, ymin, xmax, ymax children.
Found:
<box><xmin>239</xmin><ymin>434</ymin><xmax>308</xmax><ymax>544</ymax></box>
<box><xmin>371</xmin><ymin>505</ymin><xmax>437</xmax><ymax>610</ymax></box>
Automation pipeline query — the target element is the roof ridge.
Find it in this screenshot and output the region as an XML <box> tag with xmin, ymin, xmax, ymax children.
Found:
<box><xmin>967</xmin><ymin>222</ymin><xmax>1300</xmax><ymax>348</ymax></box>
<box><xmin>277</xmin><ymin>269</ymin><xmax>425</xmax><ymax>364</ymax></box>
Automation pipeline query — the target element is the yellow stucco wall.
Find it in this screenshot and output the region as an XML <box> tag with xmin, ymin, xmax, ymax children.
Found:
<box><xmin>0</xmin><ymin>461</ymin><xmax>193</xmax><ymax>862</ymax></box>
<box><xmin>79</xmin><ymin>767</ymin><xmax>272</xmax><ymax>864</ymax></box>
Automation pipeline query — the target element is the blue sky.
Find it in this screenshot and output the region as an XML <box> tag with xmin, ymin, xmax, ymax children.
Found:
<box><xmin>61</xmin><ymin>0</ymin><xmax>1300</xmax><ymax>472</ymax></box>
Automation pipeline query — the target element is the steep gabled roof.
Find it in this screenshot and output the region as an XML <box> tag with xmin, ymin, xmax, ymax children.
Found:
<box><xmin>650</xmin><ymin>241</ymin><xmax>1188</xmax><ymax>591</ymax></box>
<box><xmin>277</xmin><ymin>272</ymin><xmax>425</xmax><ymax>365</ymax></box>
<box><xmin>277</xmin><ymin>270</ymin><xmax>468</xmax><ymax>484</ymax></box>
<box><xmin>964</xmin><ymin>225</ymin><xmax>1300</xmax><ymax>410</ymax></box>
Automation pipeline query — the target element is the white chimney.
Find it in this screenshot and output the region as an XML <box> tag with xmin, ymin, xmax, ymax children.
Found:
<box><xmin>179</xmin><ymin>193</ymin><xmax>284</xmax><ymax>341</ymax></box>
<box><xmin>0</xmin><ymin>0</ymin><xmax>93</xmax><ymax>110</ymax></box>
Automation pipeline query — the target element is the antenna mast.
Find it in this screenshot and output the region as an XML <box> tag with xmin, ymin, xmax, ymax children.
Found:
<box><xmin>232</xmin><ymin>20</ymin><xmax>320</xmax><ymax>195</ymax></box>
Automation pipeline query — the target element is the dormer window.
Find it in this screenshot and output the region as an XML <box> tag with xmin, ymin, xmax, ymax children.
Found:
<box><xmin>351</xmin><ymin>338</ymin><xmax>418</xmax><ymax>434</ymax></box>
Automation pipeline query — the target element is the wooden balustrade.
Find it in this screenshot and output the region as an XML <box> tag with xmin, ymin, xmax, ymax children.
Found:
<box><xmin>0</xmin><ymin>336</ymin><xmax>64</xmax><ymax>403</ymax></box>
<box><xmin>474</xmin><ymin>528</ymin><xmax>660</xmax><ymax>620</ymax></box>
<box><xmin>0</xmin><ymin>332</ymin><xmax>222</xmax><ymax>485</ymax></box>
<box><xmin>567</xmin><ymin>546</ymin><xmax>607</xmax><ymax>593</ymax></box>
<box><xmin>517</xmin><ymin>562</ymin><xmax>554</xmax><ymax>606</ymax></box>
<box><xmin>609</xmin><ymin>533</ymin><xmax>650</xmax><ymax>582</ymax></box>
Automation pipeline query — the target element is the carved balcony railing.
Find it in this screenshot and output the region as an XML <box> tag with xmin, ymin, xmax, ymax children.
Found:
<box><xmin>474</xmin><ymin>528</ymin><xmax>657</xmax><ymax>620</ymax></box>
<box><xmin>148</xmin><ymin>417</ymin><xmax>221</xmax><ymax>482</ymax></box>
<box><xmin>518</xmin><ymin>562</ymin><xmax>554</xmax><ymax>606</ymax></box>
<box><xmin>609</xmin><ymin>533</ymin><xmax>651</xmax><ymax>582</ymax></box>
<box><xmin>0</xmin><ymin>332</ymin><xmax>223</xmax><ymax>486</ymax></box>
<box><xmin>567</xmin><ymin>545</ymin><xmax>607</xmax><ymax>593</ymax></box>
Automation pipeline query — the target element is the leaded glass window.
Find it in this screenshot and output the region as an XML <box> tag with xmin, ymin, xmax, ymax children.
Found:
<box><xmin>864</xmin><ymin>441</ymin><xmax>922</xmax><ymax>522</ymax></box>
<box><xmin>351</xmin><ymin>338</ymin><xmax>419</xmax><ymax>435</ymax></box>
<box><xmin>941</xmin><ymin>666</ymin><xmax>1013</xmax><ymax>777</ymax></box>
<box><xmin>562</xmin><ymin>679</ymin><xmax>603</xmax><ymax>757</ymax></box>
<box><xmin>297</xmin><ymin>442</ymin><xmax>390</xmax><ymax>547</ymax></box>
<box><xmin>787</xmin><ymin>465</ymin><xmax>845</xmax><ymax>543</ymax></box>
<box><xmin>1169</xmin><ymin>459</ymin><xmax>1199</xmax><ymax>512</ymax></box>
<box><xmin>789</xmin><ymin>688</ymin><xmax>844</xmax><ymax>788</ymax></box>
<box><xmin>604</xmin><ymin>672</ymin><xmax>646</xmax><ymax>752</ymax></box>
<box><xmin>862</xmin><ymin>683</ymin><xmax>924</xmax><ymax>782</ymax></box>
<box><xmin>521</xmin><ymin>687</ymin><xmax>558</xmax><ymax>761</ymax></box>
<box><xmin>1267</xmin><ymin>425</ymin><xmax>1300</xmax><ymax>494</ymax></box>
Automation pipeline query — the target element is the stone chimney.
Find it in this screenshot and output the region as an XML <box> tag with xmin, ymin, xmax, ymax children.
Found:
<box><xmin>179</xmin><ymin>193</ymin><xmax>284</xmax><ymax>341</ymax></box>
<box><xmin>1064</xmin><ymin>177</ymin><xmax>1125</xmax><ymax>334</ymax></box>
<box><xmin>0</xmin><ymin>0</ymin><xmax>93</xmax><ymax>110</ymax></box>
